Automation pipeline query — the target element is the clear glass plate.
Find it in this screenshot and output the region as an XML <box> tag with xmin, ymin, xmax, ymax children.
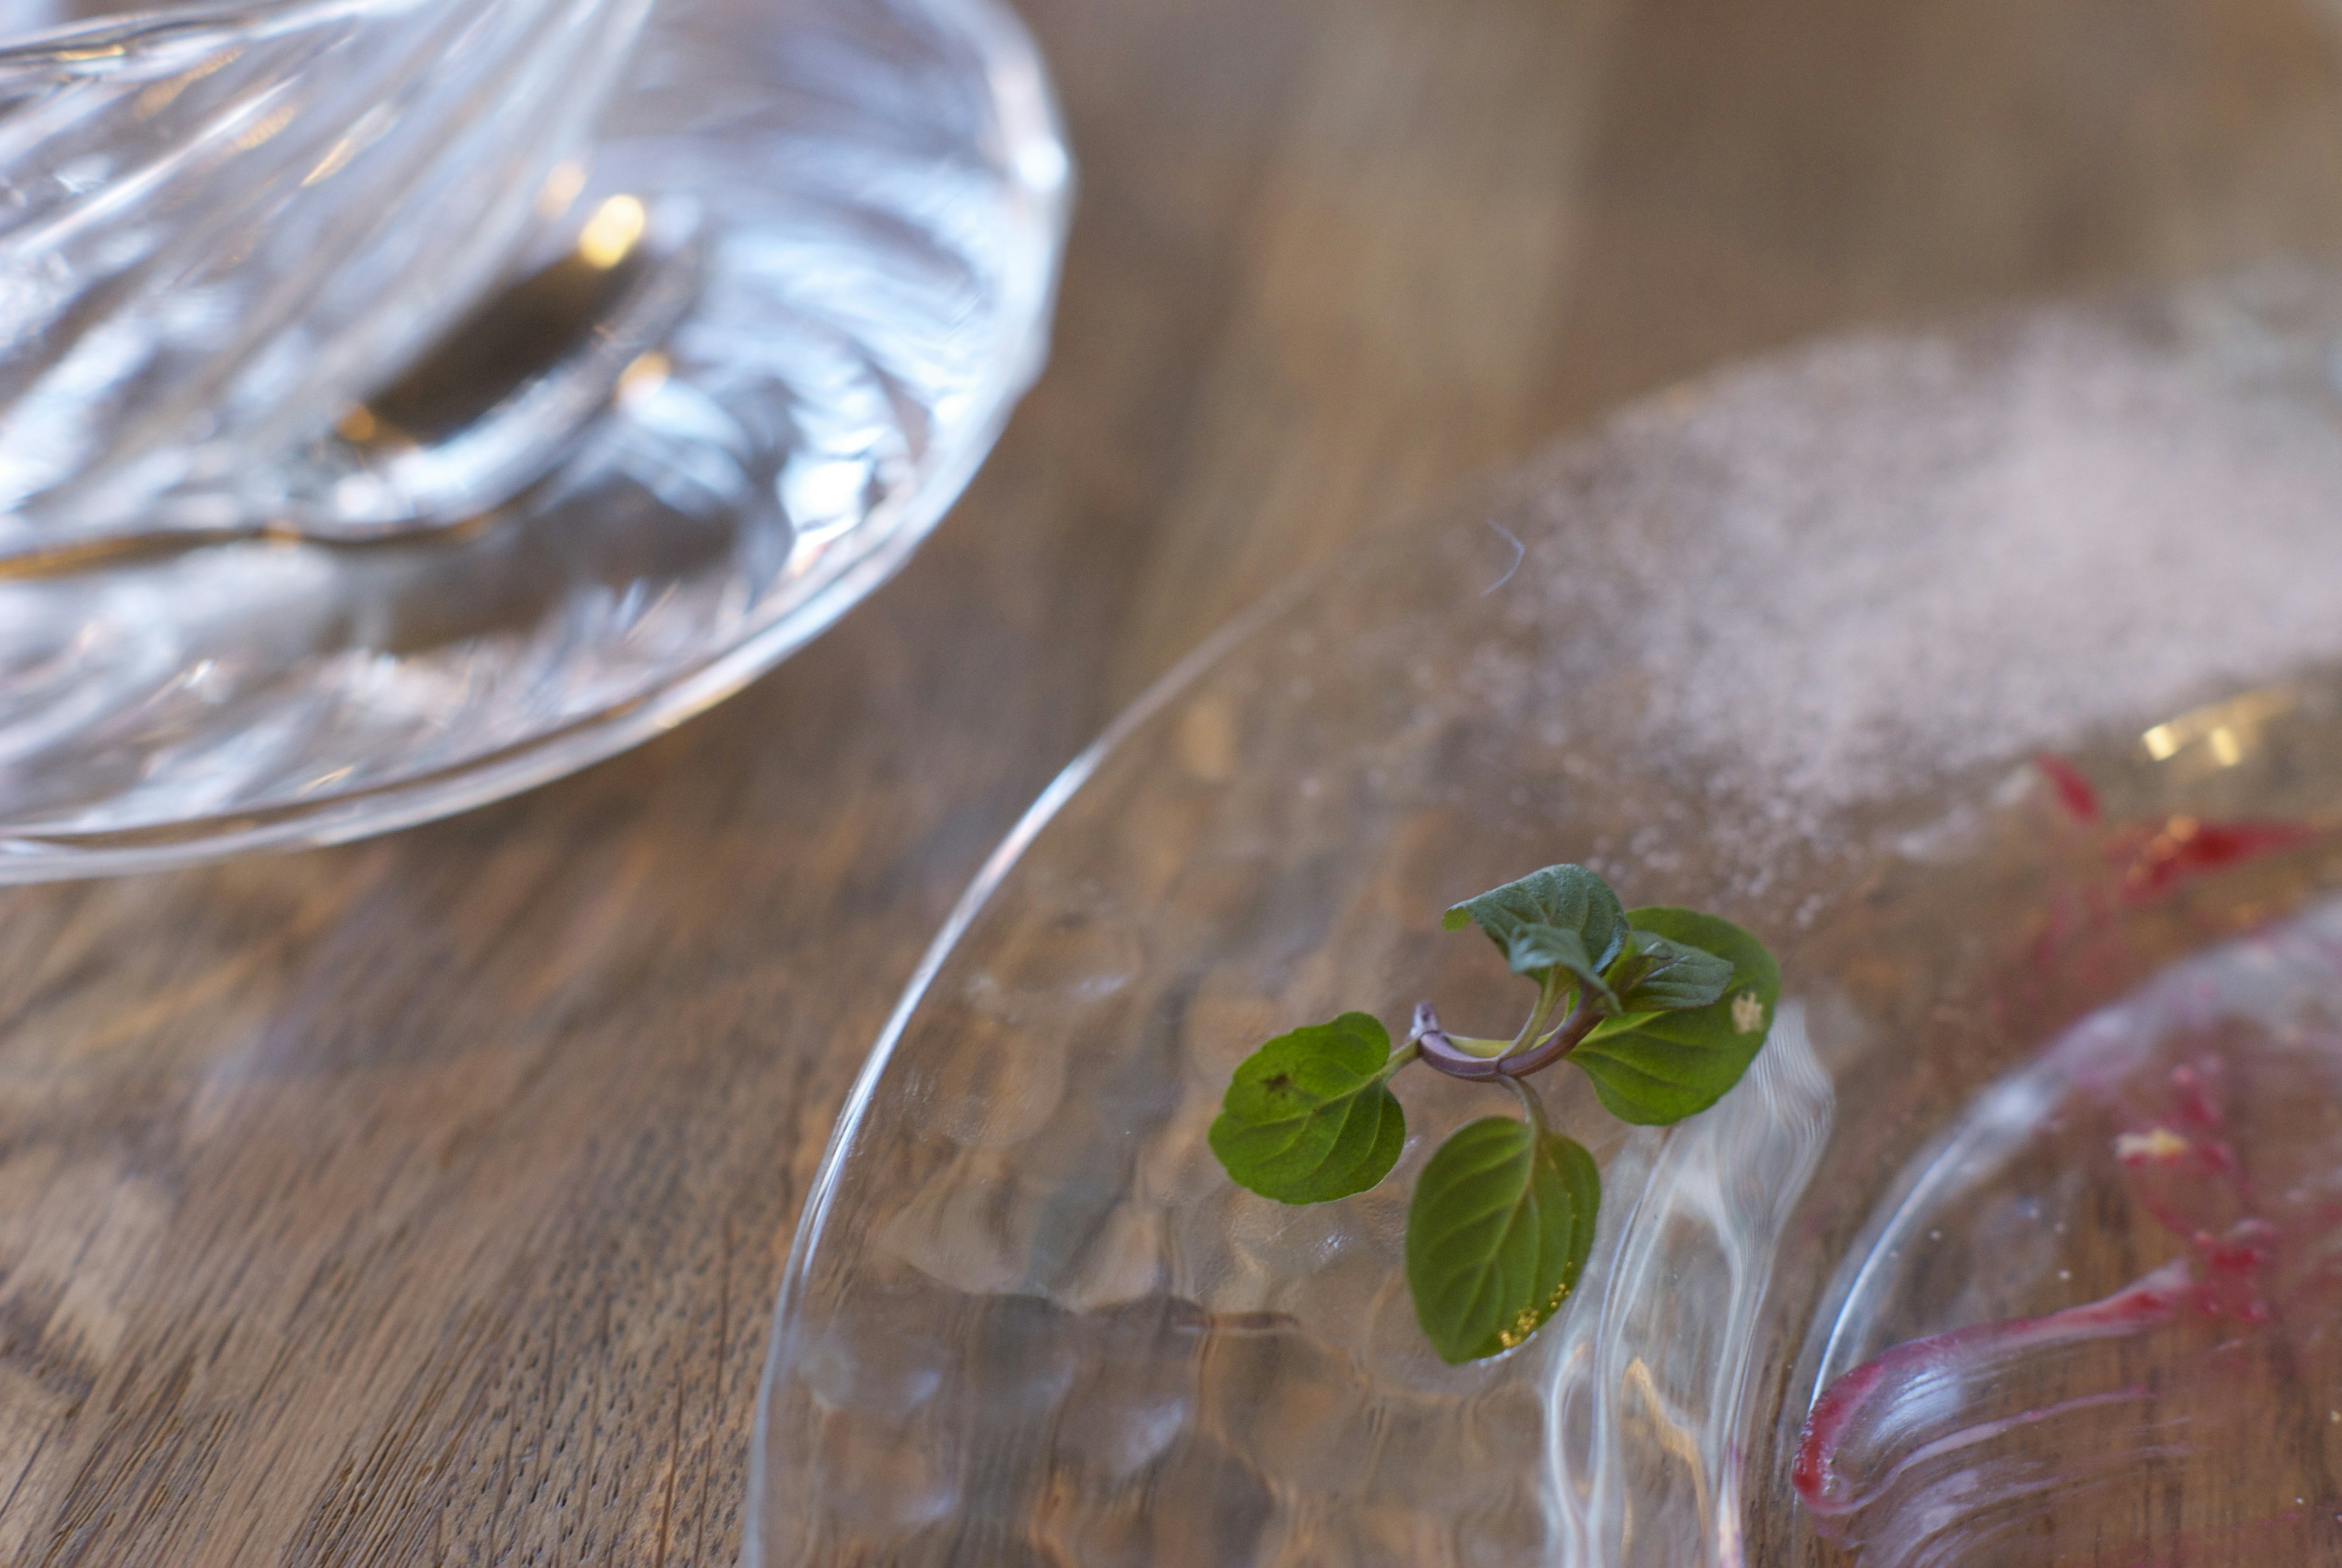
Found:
<box><xmin>749</xmin><ymin>270</ymin><xmax>2342</xmax><ymax>1566</ymax></box>
<box><xmin>0</xmin><ymin>0</ymin><xmax>1069</xmax><ymax>878</ymax></box>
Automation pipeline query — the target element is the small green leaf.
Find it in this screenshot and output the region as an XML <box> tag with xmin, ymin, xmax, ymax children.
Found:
<box><xmin>1209</xmin><ymin>1012</ymin><xmax>1406</xmax><ymax>1204</ymax></box>
<box><xmin>1444</xmin><ymin>865</ymin><xmax>1627</xmax><ymax>989</ymax></box>
<box><xmin>1572</xmin><ymin>908</ymin><xmax>1778</xmax><ymax>1125</ymax></box>
<box><xmin>1502</xmin><ymin>921</ymin><xmax>1619</xmax><ymax>1007</ymax></box>
<box><xmin>1405</xmin><ymin>1117</ymin><xmax>1600</xmax><ymax>1363</ymax></box>
<box><xmin>1608</xmin><ymin>929</ymin><xmax>1733</xmax><ymax>1013</ymax></box>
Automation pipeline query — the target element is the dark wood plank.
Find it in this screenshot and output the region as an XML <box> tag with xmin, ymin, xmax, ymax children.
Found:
<box><xmin>2</xmin><ymin>0</ymin><xmax>2340</xmax><ymax>1561</ymax></box>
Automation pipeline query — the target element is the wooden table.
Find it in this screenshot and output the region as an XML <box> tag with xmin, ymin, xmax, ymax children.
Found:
<box><xmin>5</xmin><ymin>0</ymin><xmax>2341</xmax><ymax>1561</ymax></box>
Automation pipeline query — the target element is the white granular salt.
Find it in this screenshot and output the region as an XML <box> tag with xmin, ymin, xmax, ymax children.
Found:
<box><xmin>1514</xmin><ymin>292</ymin><xmax>2342</xmax><ymax>833</ymax></box>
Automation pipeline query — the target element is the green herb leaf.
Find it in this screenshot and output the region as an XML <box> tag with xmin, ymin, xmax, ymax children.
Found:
<box><xmin>1608</xmin><ymin>929</ymin><xmax>1733</xmax><ymax>1013</ymax></box>
<box><xmin>1209</xmin><ymin>1012</ymin><xmax>1407</xmax><ymax>1204</ymax></box>
<box><xmin>1443</xmin><ymin>865</ymin><xmax>1627</xmax><ymax>990</ymax></box>
<box><xmin>1570</xmin><ymin>908</ymin><xmax>1778</xmax><ymax>1125</ymax></box>
<box><xmin>1406</xmin><ymin>1116</ymin><xmax>1600</xmax><ymax>1363</ymax></box>
<box><xmin>1502</xmin><ymin>922</ymin><xmax>1619</xmax><ymax>1008</ymax></box>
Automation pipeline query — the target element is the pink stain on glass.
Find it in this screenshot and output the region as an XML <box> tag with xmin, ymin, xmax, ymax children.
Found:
<box><xmin>2033</xmin><ymin>752</ymin><xmax>2103</xmax><ymax>825</ymax></box>
<box><xmin>1792</xmin><ymin>897</ymin><xmax>2342</xmax><ymax>1566</ymax></box>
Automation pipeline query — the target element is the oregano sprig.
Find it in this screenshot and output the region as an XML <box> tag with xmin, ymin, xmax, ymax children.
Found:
<box><xmin>1209</xmin><ymin>863</ymin><xmax>1778</xmax><ymax>1363</ymax></box>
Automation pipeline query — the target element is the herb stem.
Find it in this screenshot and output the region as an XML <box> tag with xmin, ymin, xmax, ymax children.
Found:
<box><xmin>1412</xmin><ymin>1002</ymin><xmax>1508</xmax><ymax>1080</ymax></box>
<box><xmin>1492</xmin><ymin>996</ymin><xmax>1603</xmax><ymax>1078</ymax></box>
<box><xmin>1415</xmin><ymin>992</ymin><xmax>1605</xmax><ymax>1083</ymax></box>
<box><xmin>1509</xmin><ymin>972</ymin><xmax>1564</xmax><ymax>1054</ymax></box>
<box><xmin>1508</xmin><ymin>1073</ymin><xmax>1550</xmax><ymax>1132</ymax></box>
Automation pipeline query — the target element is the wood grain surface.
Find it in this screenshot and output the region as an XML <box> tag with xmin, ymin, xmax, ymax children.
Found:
<box><xmin>5</xmin><ymin>0</ymin><xmax>2342</xmax><ymax>1561</ymax></box>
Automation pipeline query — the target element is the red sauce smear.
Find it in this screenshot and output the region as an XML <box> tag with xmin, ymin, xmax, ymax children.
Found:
<box><xmin>2035</xmin><ymin>752</ymin><xmax>2101</xmax><ymax>824</ymax></box>
<box><xmin>2028</xmin><ymin>752</ymin><xmax>2316</xmax><ymax>901</ymax></box>
<box><xmin>2119</xmin><ymin>817</ymin><xmax>2315</xmax><ymax>900</ymax></box>
<box><xmin>1791</xmin><ymin>1259</ymin><xmax>2191</xmax><ymax>1518</ymax></box>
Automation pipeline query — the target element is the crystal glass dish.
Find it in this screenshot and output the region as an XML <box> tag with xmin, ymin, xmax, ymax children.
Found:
<box><xmin>0</xmin><ymin>0</ymin><xmax>1068</xmax><ymax>877</ymax></box>
<box><xmin>750</xmin><ymin>271</ymin><xmax>2342</xmax><ymax>1566</ymax></box>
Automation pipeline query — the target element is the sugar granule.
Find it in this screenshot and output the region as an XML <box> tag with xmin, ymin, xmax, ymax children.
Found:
<box><xmin>1507</xmin><ymin>296</ymin><xmax>2342</xmax><ymax>845</ymax></box>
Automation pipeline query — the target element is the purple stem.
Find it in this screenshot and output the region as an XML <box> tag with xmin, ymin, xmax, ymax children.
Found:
<box><xmin>1409</xmin><ymin>999</ymin><xmax>1601</xmax><ymax>1082</ymax></box>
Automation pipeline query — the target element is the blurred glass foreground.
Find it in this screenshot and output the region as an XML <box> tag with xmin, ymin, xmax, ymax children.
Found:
<box><xmin>0</xmin><ymin>0</ymin><xmax>1068</xmax><ymax>875</ymax></box>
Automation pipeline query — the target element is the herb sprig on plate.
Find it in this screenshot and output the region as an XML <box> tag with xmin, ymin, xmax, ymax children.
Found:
<box><xmin>1209</xmin><ymin>864</ymin><xmax>1778</xmax><ymax>1363</ymax></box>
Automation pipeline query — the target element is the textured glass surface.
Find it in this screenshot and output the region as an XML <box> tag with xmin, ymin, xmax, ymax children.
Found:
<box><xmin>752</xmin><ymin>273</ymin><xmax>2342</xmax><ymax>1566</ymax></box>
<box><xmin>0</xmin><ymin>0</ymin><xmax>654</xmax><ymax>540</ymax></box>
<box><xmin>0</xmin><ymin>0</ymin><xmax>1068</xmax><ymax>873</ymax></box>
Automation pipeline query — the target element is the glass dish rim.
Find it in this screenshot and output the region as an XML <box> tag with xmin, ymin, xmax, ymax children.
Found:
<box><xmin>739</xmin><ymin>578</ymin><xmax>1303</xmax><ymax>1567</ymax></box>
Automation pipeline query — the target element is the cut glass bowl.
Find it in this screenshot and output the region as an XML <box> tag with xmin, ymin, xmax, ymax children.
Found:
<box><xmin>0</xmin><ymin>0</ymin><xmax>1069</xmax><ymax>876</ymax></box>
<box><xmin>751</xmin><ymin>270</ymin><xmax>2342</xmax><ymax>1566</ymax></box>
